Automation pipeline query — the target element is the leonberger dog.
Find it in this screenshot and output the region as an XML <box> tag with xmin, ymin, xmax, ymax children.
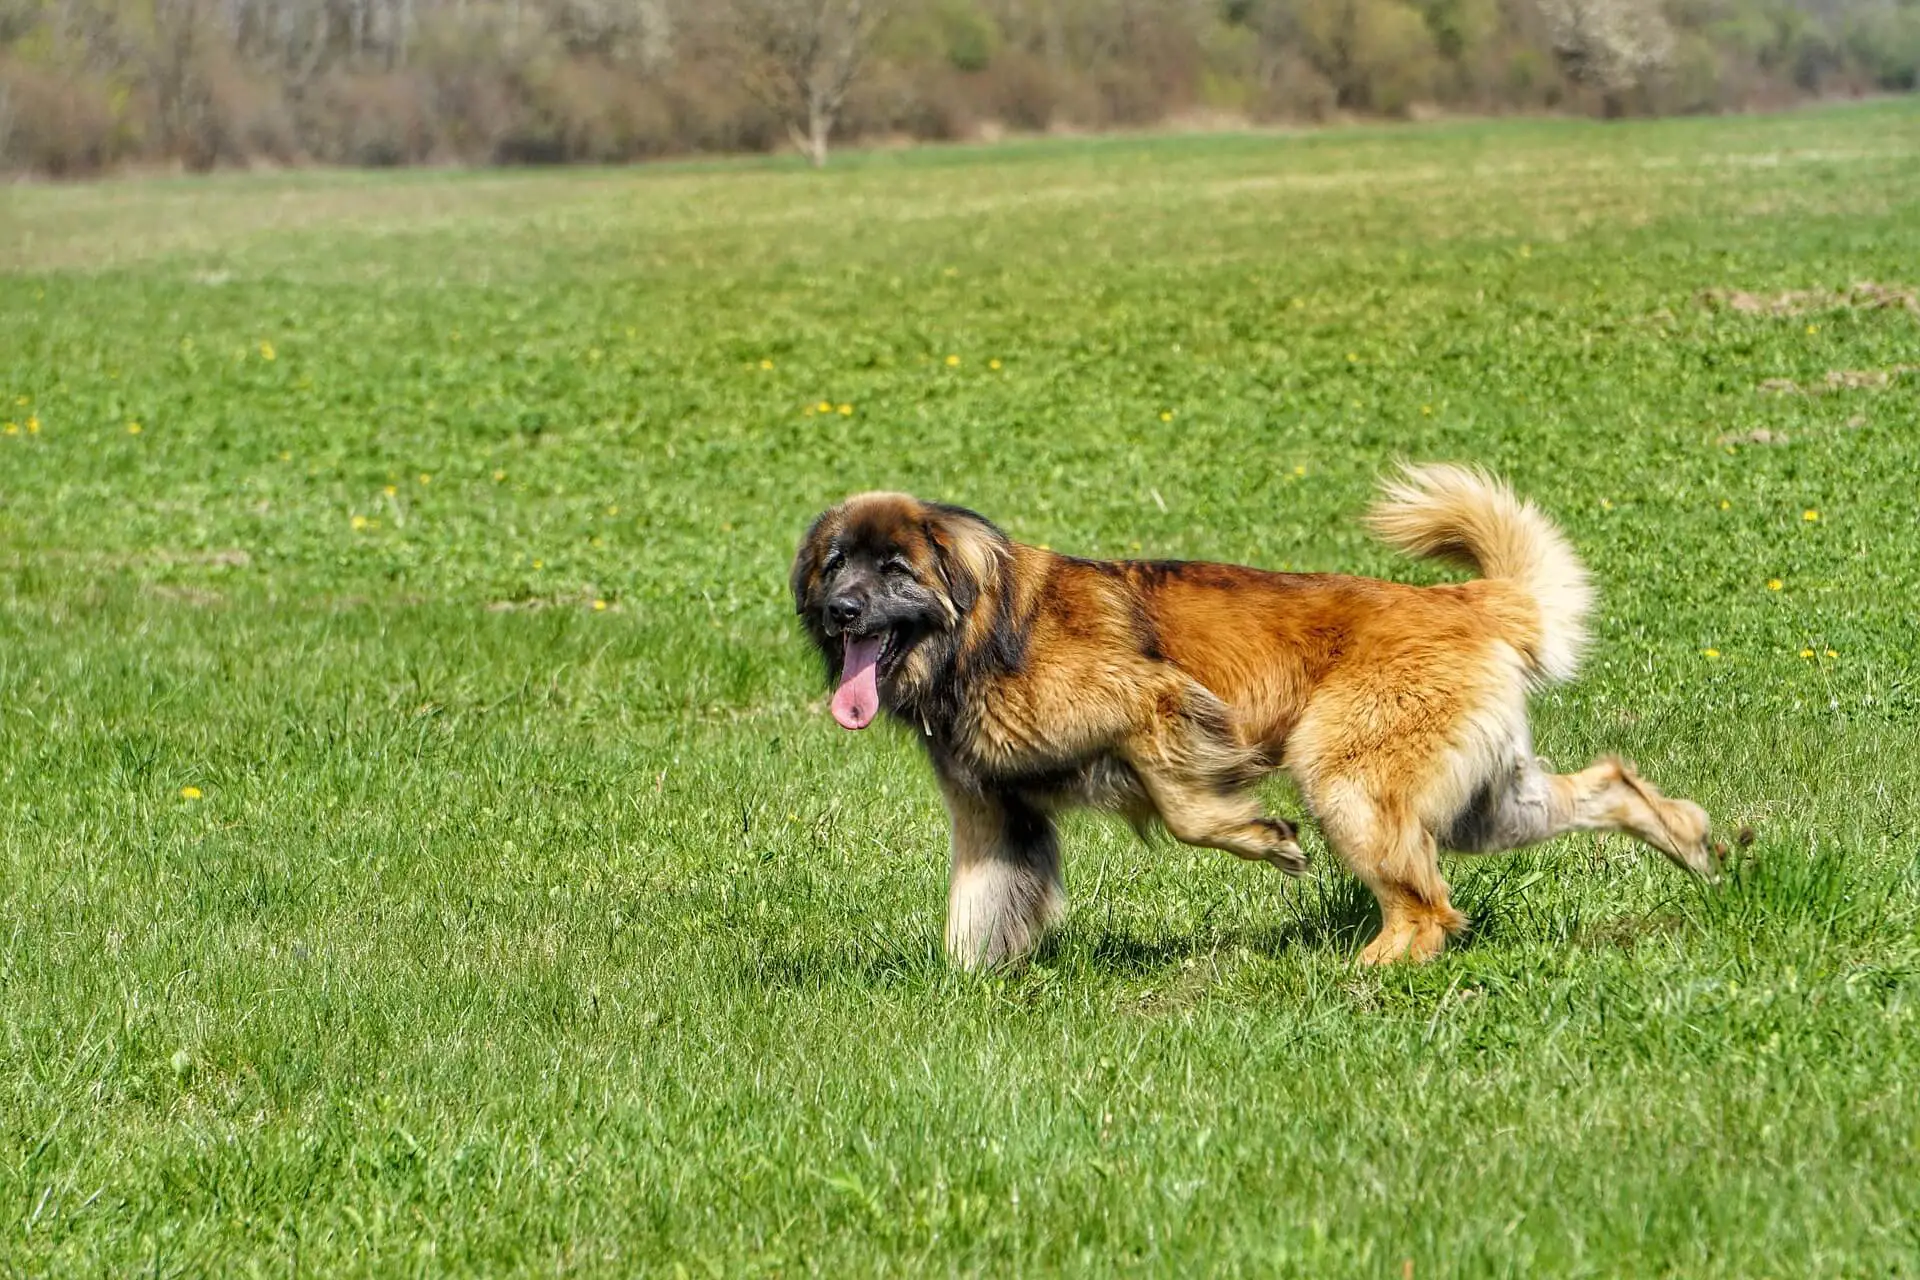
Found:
<box><xmin>791</xmin><ymin>464</ymin><xmax>1721</xmax><ymax>968</ymax></box>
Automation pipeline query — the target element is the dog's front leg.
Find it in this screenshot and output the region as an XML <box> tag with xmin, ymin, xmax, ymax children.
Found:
<box><xmin>940</xmin><ymin>780</ymin><xmax>1063</xmax><ymax>970</ymax></box>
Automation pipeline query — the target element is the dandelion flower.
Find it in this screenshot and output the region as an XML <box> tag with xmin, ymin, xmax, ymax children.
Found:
<box><xmin>1346</xmin><ymin>352</ymin><xmax>1358</xmax><ymax>363</ymax></box>
<box><xmin>606</xmin><ymin>505</ymin><xmax>619</xmax><ymax>516</ymax></box>
<box><xmin>989</xmin><ymin>359</ymin><xmax>1002</xmax><ymax>370</ymax></box>
<box><xmin>383</xmin><ymin>485</ymin><xmax>398</xmax><ymax>497</ymax></box>
<box><xmin>531</xmin><ymin>559</ymin><xmax>544</xmax><ymax>570</ymax></box>
<box><xmin>127</xmin><ymin>421</ymin><xmax>142</xmax><ymax>435</ymax></box>
<box><xmin>493</xmin><ymin>470</ymin><xmax>507</xmax><ymax>482</ymax></box>
<box><xmin>945</xmin><ymin>355</ymin><xmax>960</xmax><ymax>367</ymax></box>
<box><xmin>26</xmin><ymin>417</ymin><xmax>39</xmax><ymax>433</ymax></box>
<box><xmin>1767</xmin><ymin>579</ymin><xmax>1783</xmax><ymax>591</ymax></box>
<box><xmin>1800</xmin><ymin>648</ymin><xmax>1815</xmax><ymax>658</ymax></box>
<box><xmin>259</xmin><ymin>341</ymin><xmax>275</xmax><ymax>360</ymax></box>
<box><xmin>1824</xmin><ymin>648</ymin><xmax>1838</xmax><ymax>658</ymax></box>
<box><xmin>838</xmin><ymin>404</ymin><xmax>852</xmax><ymax>416</ymax></box>
<box><xmin>1421</xmin><ymin>404</ymin><xmax>1433</xmax><ymax>416</ymax></box>
<box><xmin>1600</xmin><ymin>498</ymin><xmax>1614</xmax><ymax>511</ymax></box>
<box><xmin>1805</xmin><ymin>325</ymin><xmax>1818</xmax><ymax>335</ymax></box>
<box><xmin>180</xmin><ymin>786</ymin><xmax>203</xmax><ymax>800</ymax></box>
<box><xmin>1160</xmin><ymin>411</ymin><xmax>1173</xmax><ymax>422</ymax></box>
<box><xmin>418</xmin><ymin>473</ymin><xmax>431</xmax><ymax>485</ymax></box>
<box><xmin>817</xmin><ymin>400</ymin><xmax>833</xmax><ymax>413</ymax></box>
<box><xmin>350</xmin><ymin>514</ymin><xmax>369</xmax><ymax>530</ymax></box>
<box><xmin>593</xmin><ymin>599</ymin><xmax>608</xmax><ymax>611</ymax></box>
<box><xmin>279</xmin><ymin>450</ymin><xmax>291</xmax><ymax>461</ymax></box>
<box><xmin>1803</xmin><ymin>509</ymin><xmax>1819</xmax><ymax>522</ymax></box>
<box><xmin>2</xmin><ymin>423</ymin><xmax>15</xmax><ymax>436</ymax></box>
<box><xmin>1293</xmin><ymin>465</ymin><xmax>1306</xmax><ymax>477</ymax></box>
<box><xmin>760</xmin><ymin>359</ymin><xmax>774</xmax><ymax>370</ymax></box>
<box><xmin>1702</xmin><ymin>648</ymin><xmax>1721</xmax><ymax>659</ymax></box>
<box><xmin>1719</xmin><ymin>499</ymin><xmax>1731</xmax><ymax>510</ymax></box>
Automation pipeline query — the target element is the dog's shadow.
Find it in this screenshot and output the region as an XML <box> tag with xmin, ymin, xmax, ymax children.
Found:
<box><xmin>741</xmin><ymin>859</ymin><xmax>1578</xmax><ymax>990</ymax></box>
<box><xmin>1047</xmin><ymin>874</ymin><xmax>1386</xmax><ymax>976</ymax></box>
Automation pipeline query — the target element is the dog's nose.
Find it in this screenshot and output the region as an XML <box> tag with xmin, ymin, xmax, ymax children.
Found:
<box><xmin>827</xmin><ymin>596</ymin><xmax>863</xmax><ymax>628</ymax></box>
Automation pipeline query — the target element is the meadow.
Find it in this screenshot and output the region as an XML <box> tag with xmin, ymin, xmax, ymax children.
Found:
<box><xmin>3</xmin><ymin>102</ymin><xmax>1920</xmax><ymax>1275</ymax></box>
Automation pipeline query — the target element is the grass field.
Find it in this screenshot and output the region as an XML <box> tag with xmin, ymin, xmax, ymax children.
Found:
<box><xmin>4</xmin><ymin>102</ymin><xmax>1920</xmax><ymax>1275</ymax></box>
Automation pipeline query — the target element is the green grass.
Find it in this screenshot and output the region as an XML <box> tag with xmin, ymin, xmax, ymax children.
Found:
<box><xmin>4</xmin><ymin>103</ymin><xmax>1920</xmax><ymax>1275</ymax></box>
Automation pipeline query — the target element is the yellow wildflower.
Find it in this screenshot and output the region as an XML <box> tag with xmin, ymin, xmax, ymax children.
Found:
<box><xmin>418</xmin><ymin>473</ymin><xmax>431</xmax><ymax>485</ymax></box>
<box><xmin>945</xmin><ymin>355</ymin><xmax>960</xmax><ymax>367</ymax></box>
<box><xmin>180</xmin><ymin>786</ymin><xmax>203</xmax><ymax>800</ymax></box>
<box><xmin>989</xmin><ymin>359</ymin><xmax>1002</xmax><ymax>370</ymax></box>
<box><xmin>1160</xmin><ymin>411</ymin><xmax>1173</xmax><ymax>422</ymax></box>
<box><xmin>350</xmin><ymin>514</ymin><xmax>370</xmax><ymax>531</ymax></box>
<box><xmin>1421</xmin><ymin>405</ymin><xmax>1433</xmax><ymax>415</ymax></box>
<box><xmin>606</xmin><ymin>505</ymin><xmax>620</xmax><ymax>516</ymax></box>
<box><xmin>1346</xmin><ymin>352</ymin><xmax>1358</xmax><ymax>363</ymax></box>
<box><xmin>1799</xmin><ymin>648</ymin><xmax>1815</xmax><ymax>658</ymax></box>
<box><xmin>1294</xmin><ymin>465</ymin><xmax>1306</xmax><ymax>477</ymax></box>
<box><xmin>1824</xmin><ymin>648</ymin><xmax>1838</xmax><ymax>658</ymax></box>
<box><xmin>532</xmin><ymin>559</ymin><xmax>544</xmax><ymax>570</ymax></box>
<box><xmin>1802</xmin><ymin>509</ymin><xmax>1819</xmax><ymax>522</ymax></box>
<box><xmin>838</xmin><ymin>404</ymin><xmax>853</xmax><ymax>416</ymax></box>
<box><xmin>127</xmin><ymin>421</ymin><xmax>142</xmax><ymax>434</ymax></box>
<box><xmin>383</xmin><ymin>485</ymin><xmax>398</xmax><ymax>497</ymax></box>
<box><xmin>760</xmin><ymin>359</ymin><xmax>774</xmax><ymax>370</ymax></box>
<box><xmin>1805</xmin><ymin>325</ymin><xmax>1818</xmax><ymax>335</ymax></box>
<box><xmin>1600</xmin><ymin>498</ymin><xmax>1613</xmax><ymax>511</ymax></box>
<box><xmin>1702</xmin><ymin>648</ymin><xmax>1721</xmax><ymax>659</ymax></box>
<box><xmin>817</xmin><ymin>400</ymin><xmax>833</xmax><ymax>413</ymax></box>
<box><xmin>2</xmin><ymin>423</ymin><xmax>15</xmax><ymax>436</ymax></box>
<box><xmin>494</xmin><ymin>470</ymin><xmax>507</xmax><ymax>482</ymax></box>
<box><xmin>1719</xmin><ymin>500</ymin><xmax>1731</xmax><ymax>510</ymax></box>
<box><xmin>259</xmin><ymin>341</ymin><xmax>275</xmax><ymax>360</ymax></box>
<box><xmin>593</xmin><ymin>599</ymin><xmax>608</xmax><ymax>611</ymax></box>
<box><xmin>1767</xmin><ymin>579</ymin><xmax>1783</xmax><ymax>591</ymax></box>
<box><xmin>26</xmin><ymin>417</ymin><xmax>39</xmax><ymax>433</ymax></box>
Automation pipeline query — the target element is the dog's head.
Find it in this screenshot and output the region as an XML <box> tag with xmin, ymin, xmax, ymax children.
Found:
<box><xmin>791</xmin><ymin>492</ymin><xmax>1007</xmax><ymax>730</ymax></box>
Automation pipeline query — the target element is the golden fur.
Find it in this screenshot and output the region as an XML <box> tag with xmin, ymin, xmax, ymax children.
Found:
<box><xmin>792</xmin><ymin>465</ymin><xmax>1719</xmax><ymax>968</ymax></box>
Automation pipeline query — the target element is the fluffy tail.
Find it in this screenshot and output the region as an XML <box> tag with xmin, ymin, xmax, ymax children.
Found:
<box><xmin>1366</xmin><ymin>463</ymin><xmax>1593</xmax><ymax>685</ymax></box>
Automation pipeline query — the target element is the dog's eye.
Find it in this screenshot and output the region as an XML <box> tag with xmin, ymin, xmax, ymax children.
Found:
<box><xmin>822</xmin><ymin>550</ymin><xmax>844</xmax><ymax>575</ymax></box>
<box><xmin>881</xmin><ymin>558</ymin><xmax>913</xmax><ymax>578</ymax></box>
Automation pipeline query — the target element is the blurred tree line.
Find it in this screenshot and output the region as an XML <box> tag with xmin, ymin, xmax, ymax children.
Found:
<box><xmin>2</xmin><ymin>0</ymin><xmax>1915</xmax><ymax>174</ymax></box>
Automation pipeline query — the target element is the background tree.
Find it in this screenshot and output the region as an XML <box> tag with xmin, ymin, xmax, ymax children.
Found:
<box><xmin>731</xmin><ymin>0</ymin><xmax>888</xmax><ymax>165</ymax></box>
<box><xmin>1537</xmin><ymin>0</ymin><xmax>1675</xmax><ymax>112</ymax></box>
<box><xmin>1</xmin><ymin>0</ymin><xmax>1915</xmax><ymax>175</ymax></box>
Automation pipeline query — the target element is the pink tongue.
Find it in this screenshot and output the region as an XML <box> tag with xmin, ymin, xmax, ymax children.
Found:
<box><xmin>830</xmin><ymin>634</ymin><xmax>884</xmax><ymax>730</ymax></box>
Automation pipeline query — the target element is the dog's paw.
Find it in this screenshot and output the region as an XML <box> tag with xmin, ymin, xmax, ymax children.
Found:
<box><xmin>1251</xmin><ymin>816</ymin><xmax>1308</xmax><ymax>877</ymax></box>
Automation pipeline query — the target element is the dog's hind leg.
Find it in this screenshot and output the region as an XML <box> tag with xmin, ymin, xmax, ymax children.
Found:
<box><xmin>1445</xmin><ymin>755</ymin><xmax>1718</xmax><ymax>878</ymax></box>
<box><xmin>940</xmin><ymin>780</ymin><xmax>1064</xmax><ymax>970</ymax></box>
<box><xmin>1312</xmin><ymin>780</ymin><xmax>1466</xmax><ymax>965</ymax></box>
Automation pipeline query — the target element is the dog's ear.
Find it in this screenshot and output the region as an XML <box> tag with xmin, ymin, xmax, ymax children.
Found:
<box><xmin>923</xmin><ymin>503</ymin><xmax>1007</xmax><ymax>618</ymax></box>
<box><xmin>790</xmin><ymin>510</ymin><xmax>833</xmax><ymax>617</ymax></box>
